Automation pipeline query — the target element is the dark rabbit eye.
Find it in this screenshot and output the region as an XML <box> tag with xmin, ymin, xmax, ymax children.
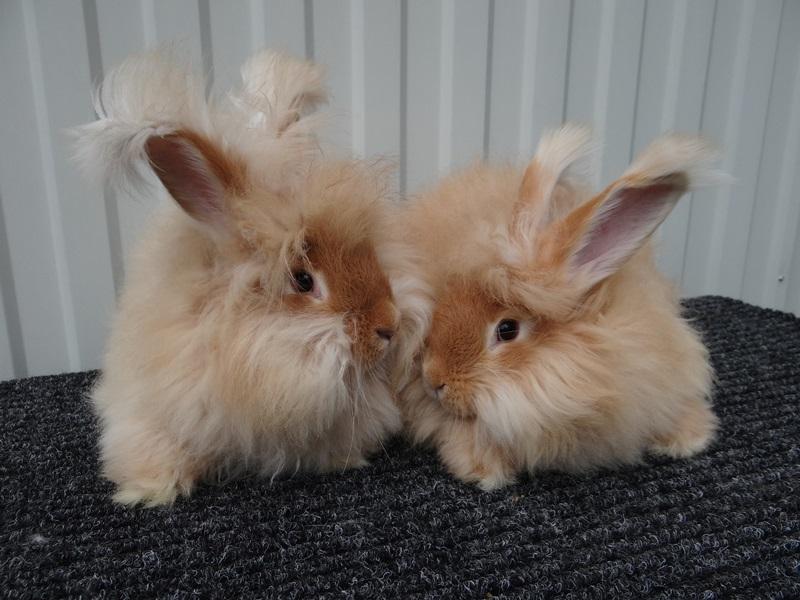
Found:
<box><xmin>495</xmin><ymin>319</ymin><xmax>520</xmax><ymax>342</ymax></box>
<box><xmin>292</xmin><ymin>270</ymin><xmax>314</xmax><ymax>294</ymax></box>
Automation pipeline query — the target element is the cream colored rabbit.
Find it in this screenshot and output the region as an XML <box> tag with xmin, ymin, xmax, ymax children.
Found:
<box><xmin>396</xmin><ymin>125</ymin><xmax>719</xmax><ymax>490</ymax></box>
<box><xmin>74</xmin><ymin>49</ymin><xmax>404</xmax><ymax>506</ymax></box>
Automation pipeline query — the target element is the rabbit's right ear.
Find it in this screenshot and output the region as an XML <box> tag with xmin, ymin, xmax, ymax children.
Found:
<box><xmin>511</xmin><ymin>124</ymin><xmax>596</xmax><ymax>242</ymax></box>
<box><xmin>144</xmin><ymin>130</ymin><xmax>246</xmax><ymax>228</ymax></box>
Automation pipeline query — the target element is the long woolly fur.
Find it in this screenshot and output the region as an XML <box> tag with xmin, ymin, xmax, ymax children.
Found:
<box><xmin>228</xmin><ymin>50</ymin><xmax>327</xmax><ymax>135</ymax></box>
<box><xmin>74</xmin><ymin>48</ymin><xmax>404</xmax><ymax>506</ymax></box>
<box><xmin>73</xmin><ymin>46</ymin><xmax>327</xmax><ymax>197</ymax></box>
<box><xmin>395</xmin><ymin>124</ymin><xmax>722</xmax><ymax>490</ymax></box>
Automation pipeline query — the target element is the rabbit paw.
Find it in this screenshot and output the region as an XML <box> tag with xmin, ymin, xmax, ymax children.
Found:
<box><xmin>473</xmin><ymin>464</ymin><xmax>516</xmax><ymax>491</ymax></box>
<box><xmin>446</xmin><ymin>454</ymin><xmax>515</xmax><ymax>491</ymax></box>
<box><xmin>651</xmin><ymin>401</ymin><xmax>718</xmax><ymax>459</ymax></box>
<box><xmin>113</xmin><ymin>480</ymin><xmax>182</xmax><ymax>508</ymax></box>
<box><xmin>330</xmin><ymin>453</ymin><xmax>370</xmax><ymax>471</ymax></box>
<box><xmin>101</xmin><ymin>434</ymin><xmax>200</xmax><ymax>508</ymax></box>
<box><xmin>439</xmin><ymin>422</ymin><xmax>516</xmax><ymax>490</ymax></box>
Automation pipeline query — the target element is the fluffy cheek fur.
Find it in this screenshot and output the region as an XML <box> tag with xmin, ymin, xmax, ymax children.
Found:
<box><xmin>400</xmin><ymin>300</ymin><xmax>717</xmax><ymax>492</ymax></box>
<box><xmin>77</xmin><ymin>51</ymin><xmax>406</xmax><ymax>507</ymax></box>
<box><xmin>398</xmin><ymin>374</ymin><xmax>517</xmax><ymax>491</ymax></box>
<box><xmin>93</xmin><ymin>275</ymin><xmax>400</xmax><ymax>507</ymax></box>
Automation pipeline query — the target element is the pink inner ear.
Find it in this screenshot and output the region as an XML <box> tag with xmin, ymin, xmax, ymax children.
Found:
<box><xmin>145</xmin><ymin>135</ymin><xmax>226</xmax><ymax>225</ymax></box>
<box><xmin>574</xmin><ymin>182</ymin><xmax>679</xmax><ymax>273</ymax></box>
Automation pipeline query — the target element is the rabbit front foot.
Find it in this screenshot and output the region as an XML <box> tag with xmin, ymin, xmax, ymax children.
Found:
<box><xmin>109</xmin><ymin>462</ymin><xmax>199</xmax><ymax>507</ymax></box>
<box><xmin>450</xmin><ymin>452</ymin><xmax>515</xmax><ymax>491</ymax></box>
<box><xmin>473</xmin><ymin>462</ymin><xmax>516</xmax><ymax>491</ymax></box>
<box><xmin>439</xmin><ymin>423</ymin><xmax>516</xmax><ymax>490</ymax></box>
<box><xmin>101</xmin><ymin>430</ymin><xmax>201</xmax><ymax>507</ymax></box>
<box><xmin>113</xmin><ymin>479</ymin><xmax>186</xmax><ymax>508</ymax></box>
<box><xmin>650</xmin><ymin>400</ymin><xmax>718</xmax><ymax>459</ymax></box>
<box><xmin>329</xmin><ymin>453</ymin><xmax>370</xmax><ymax>471</ymax></box>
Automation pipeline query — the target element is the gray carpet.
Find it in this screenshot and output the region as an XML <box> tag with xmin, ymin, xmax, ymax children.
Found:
<box><xmin>1</xmin><ymin>296</ymin><xmax>799</xmax><ymax>598</ymax></box>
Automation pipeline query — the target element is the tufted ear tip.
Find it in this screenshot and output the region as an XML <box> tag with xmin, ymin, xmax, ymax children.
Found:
<box><xmin>512</xmin><ymin>124</ymin><xmax>598</xmax><ymax>239</ymax></box>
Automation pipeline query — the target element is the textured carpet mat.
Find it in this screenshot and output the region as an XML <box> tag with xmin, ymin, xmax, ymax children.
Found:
<box><xmin>1</xmin><ymin>296</ymin><xmax>799</xmax><ymax>598</ymax></box>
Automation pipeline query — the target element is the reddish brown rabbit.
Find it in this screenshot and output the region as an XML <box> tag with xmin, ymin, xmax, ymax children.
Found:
<box><xmin>74</xmin><ymin>50</ymin><xmax>406</xmax><ymax>506</ymax></box>
<box><xmin>396</xmin><ymin>125</ymin><xmax>719</xmax><ymax>490</ymax></box>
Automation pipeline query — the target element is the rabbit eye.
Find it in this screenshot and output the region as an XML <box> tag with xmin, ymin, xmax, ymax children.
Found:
<box><xmin>292</xmin><ymin>270</ymin><xmax>315</xmax><ymax>294</ymax></box>
<box><xmin>495</xmin><ymin>319</ymin><xmax>520</xmax><ymax>342</ymax></box>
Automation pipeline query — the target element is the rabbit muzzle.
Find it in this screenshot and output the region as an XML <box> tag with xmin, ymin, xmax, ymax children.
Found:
<box><xmin>422</xmin><ymin>359</ymin><xmax>477</xmax><ymax>420</ymax></box>
<box><xmin>344</xmin><ymin>299</ymin><xmax>400</xmax><ymax>368</ymax></box>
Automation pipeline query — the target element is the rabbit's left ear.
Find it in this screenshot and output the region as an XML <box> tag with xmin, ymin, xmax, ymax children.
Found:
<box><xmin>511</xmin><ymin>124</ymin><xmax>595</xmax><ymax>240</ymax></box>
<box><xmin>532</xmin><ymin>133</ymin><xmax>720</xmax><ymax>290</ymax></box>
<box><xmin>543</xmin><ymin>171</ymin><xmax>688</xmax><ymax>288</ymax></box>
<box><xmin>145</xmin><ymin>129</ymin><xmax>246</xmax><ymax>230</ymax></box>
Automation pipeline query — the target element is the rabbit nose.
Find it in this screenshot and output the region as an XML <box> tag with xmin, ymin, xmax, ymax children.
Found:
<box><xmin>375</xmin><ymin>327</ymin><xmax>395</xmax><ymax>342</ymax></box>
<box><xmin>423</xmin><ymin>369</ymin><xmax>447</xmax><ymax>399</ymax></box>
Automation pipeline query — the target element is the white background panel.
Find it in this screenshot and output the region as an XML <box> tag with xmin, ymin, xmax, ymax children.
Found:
<box><xmin>683</xmin><ymin>1</ymin><xmax>783</xmax><ymax>298</ymax></box>
<box><xmin>1</xmin><ymin>0</ymin><xmax>798</xmax><ymax>378</ymax></box>
<box><xmin>741</xmin><ymin>0</ymin><xmax>800</xmax><ymax>309</ymax></box>
<box><xmin>31</xmin><ymin>0</ymin><xmax>118</xmax><ymax>372</ymax></box>
<box><xmin>444</xmin><ymin>0</ymin><xmax>490</xmax><ymax>172</ymax></box>
<box><xmin>264</xmin><ymin>0</ymin><xmax>308</xmax><ymax>58</ymax></box>
<box><xmin>1</xmin><ymin>0</ymin><xmax>78</xmax><ymax>377</ymax></box>
<box><xmin>633</xmin><ymin>0</ymin><xmax>716</xmax><ymax>283</ymax></box>
<box><xmin>361</xmin><ymin>1</ymin><xmax>401</xmax><ymax>162</ymax></box>
<box><xmin>208</xmin><ymin>1</ymin><xmax>254</xmax><ymax>94</ymax></box>
<box><xmin>405</xmin><ymin>0</ymin><xmax>442</xmax><ymax>194</ymax></box>
<box><xmin>312</xmin><ymin>0</ymin><xmax>353</xmax><ymax>151</ymax></box>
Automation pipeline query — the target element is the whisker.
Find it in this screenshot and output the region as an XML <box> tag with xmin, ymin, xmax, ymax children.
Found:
<box><xmin>341</xmin><ymin>404</ymin><xmax>356</xmax><ymax>473</ymax></box>
<box><xmin>341</xmin><ymin>362</ymin><xmax>359</xmax><ymax>473</ymax></box>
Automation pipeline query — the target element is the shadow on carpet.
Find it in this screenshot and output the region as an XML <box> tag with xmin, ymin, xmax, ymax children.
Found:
<box><xmin>1</xmin><ymin>296</ymin><xmax>799</xmax><ymax>599</ymax></box>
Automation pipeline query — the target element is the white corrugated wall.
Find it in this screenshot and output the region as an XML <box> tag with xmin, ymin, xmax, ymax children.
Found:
<box><xmin>1</xmin><ymin>0</ymin><xmax>799</xmax><ymax>380</ymax></box>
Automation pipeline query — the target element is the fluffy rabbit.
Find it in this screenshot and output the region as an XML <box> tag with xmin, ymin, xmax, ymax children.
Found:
<box><xmin>74</xmin><ymin>50</ymin><xmax>404</xmax><ymax>506</ymax></box>
<box><xmin>396</xmin><ymin>125</ymin><xmax>719</xmax><ymax>490</ymax></box>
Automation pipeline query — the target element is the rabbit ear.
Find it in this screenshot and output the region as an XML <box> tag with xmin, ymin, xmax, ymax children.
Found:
<box><xmin>553</xmin><ymin>172</ymin><xmax>687</xmax><ymax>286</ymax></box>
<box><xmin>511</xmin><ymin>124</ymin><xmax>595</xmax><ymax>240</ymax></box>
<box><xmin>145</xmin><ymin>130</ymin><xmax>245</xmax><ymax>227</ymax></box>
<box><xmin>229</xmin><ymin>50</ymin><xmax>327</xmax><ymax>138</ymax></box>
<box><xmin>72</xmin><ymin>48</ymin><xmax>212</xmax><ymax>194</ymax></box>
<box><xmin>540</xmin><ymin>134</ymin><xmax>719</xmax><ymax>289</ymax></box>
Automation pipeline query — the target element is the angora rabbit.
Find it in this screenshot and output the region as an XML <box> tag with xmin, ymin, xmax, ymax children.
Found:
<box><xmin>396</xmin><ymin>125</ymin><xmax>719</xmax><ymax>490</ymax></box>
<box><xmin>74</xmin><ymin>50</ymin><xmax>403</xmax><ymax>506</ymax></box>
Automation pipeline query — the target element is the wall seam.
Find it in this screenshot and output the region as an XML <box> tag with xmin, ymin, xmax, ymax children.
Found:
<box><xmin>740</xmin><ymin>0</ymin><xmax>785</xmax><ymax>305</ymax></box>
<box><xmin>481</xmin><ymin>0</ymin><xmax>495</xmax><ymax>161</ymax></box>
<box><xmin>21</xmin><ymin>1</ymin><xmax>81</xmax><ymax>370</ymax></box>
<box><xmin>680</xmin><ymin>0</ymin><xmax>718</xmax><ymax>289</ymax></box>
<box><xmin>0</xmin><ymin>189</ymin><xmax>27</xmax><ymax>377</ymax></box>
